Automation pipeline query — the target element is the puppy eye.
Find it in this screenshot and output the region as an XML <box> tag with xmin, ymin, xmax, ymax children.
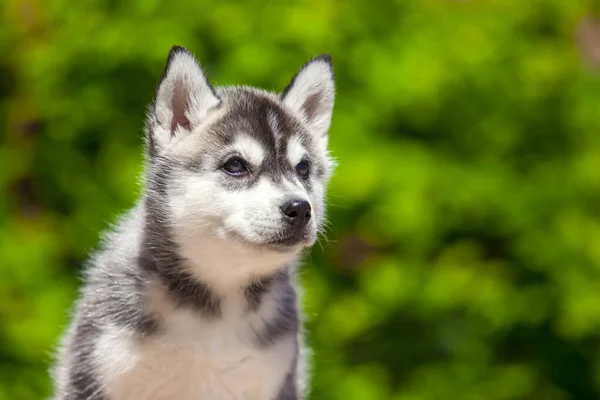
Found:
<box><xmin>296</xmin><ymin>161</ymin><xmax>309</xmax><ymax>178</ymax></box>
<box><xmin>222</xmin><ymin>157</ymin><xmax>248</xmax><ymax>176</ymax></box>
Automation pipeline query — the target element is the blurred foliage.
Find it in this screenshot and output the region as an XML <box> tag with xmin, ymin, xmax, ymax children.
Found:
<box><xmin>2</xmin><ymin>0</ymin><xmax>600</xmax><ymax>399</ymax></box>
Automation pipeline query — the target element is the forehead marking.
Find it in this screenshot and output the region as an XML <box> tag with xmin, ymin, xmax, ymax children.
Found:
<box><xmin>267</xmin><ymin>108</ymin><xmax>282</xmax><ymax>138</ymax></box>
<box><xmin>286</xmin><ymin>136</ymin><xmax>306</xmax><ymax>165</ymax></box>
<box><xmin>231</xmin><ymin>135</ymin><xmax>265</xmax><ymax>167</ymax></box>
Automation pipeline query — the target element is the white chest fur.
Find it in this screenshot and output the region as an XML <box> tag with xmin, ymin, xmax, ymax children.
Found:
<box><xmin>98</xmin><ymin>295</ymin><xmax>296</xmax><ymax>400</ymax></box>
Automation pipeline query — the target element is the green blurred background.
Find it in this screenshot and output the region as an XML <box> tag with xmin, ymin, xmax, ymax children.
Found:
<box><xmin>2</xmin><ymin>0</ymin><xmax>600</xmax><ymax>399</ymax></box>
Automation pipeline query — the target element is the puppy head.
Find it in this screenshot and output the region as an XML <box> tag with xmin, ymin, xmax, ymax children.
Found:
<box><xmin>144</xmin><ymin>46</ymin><xmax>335</xmax><ymax>266</ymax></box>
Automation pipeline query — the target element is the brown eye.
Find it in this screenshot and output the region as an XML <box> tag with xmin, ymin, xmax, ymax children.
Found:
<box><xmin>223</xmin><ymin>157</ymin><xmax>248</xmax><ymax>176</ymax></box>
<box><xmin>296</xmin><ymin>161</ymin><xmax>309</xmax><ymax>178</ymax></box>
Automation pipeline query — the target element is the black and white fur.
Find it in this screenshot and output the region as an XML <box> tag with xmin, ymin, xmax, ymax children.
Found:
<box><xmin>51</xmin><ymin>46</ymin><xmax>335</xmax><ymax>400</ymax></box>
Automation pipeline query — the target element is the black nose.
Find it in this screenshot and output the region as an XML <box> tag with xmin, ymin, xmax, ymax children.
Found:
<box><xmin>281</xmin><ymin>200</ymin><xmax>311</xmax><ymax>227</ymax></box>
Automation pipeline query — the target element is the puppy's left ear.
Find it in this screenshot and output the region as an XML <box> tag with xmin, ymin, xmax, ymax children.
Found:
<box><xmin>281</xmin><ymin>55</ymin><xmax>335</xmax><ymax>144</ymax></box>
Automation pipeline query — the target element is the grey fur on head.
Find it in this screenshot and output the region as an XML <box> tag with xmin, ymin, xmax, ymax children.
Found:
<box><xmin>51</xmin><ymin>45</ymin><xmax>335</xmax><ymax>400</ymax></box>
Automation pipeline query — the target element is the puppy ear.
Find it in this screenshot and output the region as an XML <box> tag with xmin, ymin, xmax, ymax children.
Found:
<box><xmin>281</xmin><ymin>55</ymin><xmax>335</xmax><ymax>143</ymax></box>
<box><xmin>146</xmin><ymin>46</ymin><xmax>221</xmax><ymax>155</ymax></box>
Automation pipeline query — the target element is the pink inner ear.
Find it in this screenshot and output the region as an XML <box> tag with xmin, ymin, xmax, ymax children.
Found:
<box><xmin>170</xmin><ymin>79</ymin><xmax>192</xmax><ymax>135</ymax></box>
<box><xmin>302</xmin><ymin>92</ymin><xmax>323</xmax><ymax>121</ymax></box>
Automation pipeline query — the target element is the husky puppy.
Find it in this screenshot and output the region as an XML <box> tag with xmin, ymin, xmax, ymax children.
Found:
<box><xmin>50</xmin><ymin>46</ymin><xmax>335</xmax><ymax>400</ymax></box>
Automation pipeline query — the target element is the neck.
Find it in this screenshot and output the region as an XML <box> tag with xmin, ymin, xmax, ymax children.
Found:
<box><xmin>140</xmin><ymin>201</ymin><xmax>298</xmax><ymax>317</ymax></box>
<box><xmin>177</xmin><ymin>233</ymin><xmax>298</xmax><ymax>294</ymax></box>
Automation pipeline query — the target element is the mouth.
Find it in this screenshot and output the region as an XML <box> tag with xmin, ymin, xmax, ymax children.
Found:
<box><xmin>266</xmin><ymin>233</ymin><xmax>311</xmax><ymax>248</ymax></box>
<box><xmin>226</xmin><ymin>228</ymin><xmax>315</xmax><ymax>251</ymax></box>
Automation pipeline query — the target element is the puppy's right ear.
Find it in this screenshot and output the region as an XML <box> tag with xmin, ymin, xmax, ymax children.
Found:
<box><xmin>146</xmin><ymin>46</ymin><xmax>221</xmax><ymax>156</ymax></box>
